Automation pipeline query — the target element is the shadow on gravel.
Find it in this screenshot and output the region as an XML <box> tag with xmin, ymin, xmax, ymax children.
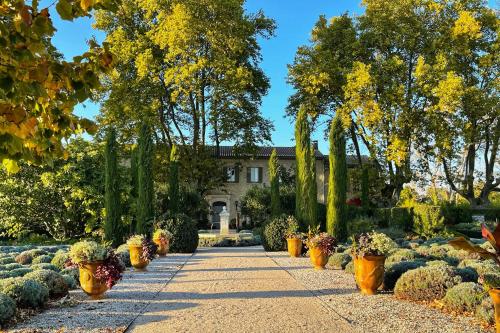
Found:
<box><xmin>180</xmin><ymin>266</ymin><xmax>310</xmax><ymax>273</ymax></box>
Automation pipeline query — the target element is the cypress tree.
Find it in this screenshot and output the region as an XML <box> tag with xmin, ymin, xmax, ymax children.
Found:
<box><xmin>269</xmin><ymin>149</ymin><xmax>281</xmax><ymax>217</ymax></box>
<box><xmin>361</xmin><ymin>166</ymin><xmax>369</xmax><ymax>209</ymax></box>
<box><xmin>136</xmin><ymin>123</ymin><xmax>154</xmax><ymax>234</ymax></box>
<box><xmin>104</xmin><ymin>128</ymin><xmax>121</xmax><ymax>246</ymax></box>
<box><xmin>295</xmin><ymin>106</ymin><xmax>317</xmax><ymax>228</ymax></box>
<box><xmin>327</xmin><ymin>115</ymin><xmax>348</xmax><ymax>241</ymax></box>
<box><xmin>129</xmin><ymin>147</ymin><xmax>138</xmax><ymax>233</ymax></box>
<box><xmin>169</xmin><ymin>144</ymin><xmax>180</xmax><ymax>216</ymax></box>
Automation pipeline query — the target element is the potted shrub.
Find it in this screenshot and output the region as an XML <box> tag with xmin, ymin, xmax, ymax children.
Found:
<box><xmin>285</xmin><ymin>216</ymin><xmax>302</xmax><ymax>257</ymax></box>
<box><xmin>68</xmin><ymin>241</ymin><xmax>124</xmax><ymax>299</ymax></box>
<box><xmin>127</xmin><ymin>235</ymin><xmax>157</xmax><ymax>270</ymax></box>
<box><xmin>153</xmin><ymin>229</ymin><xmax>173</xmax><ymax>256</ymax></box>
<box><xmin>304</xmin><ymin>226</ymin><xmax>336</xmax><ymax>269</ymax></box>
<box><xmin>449</xmin><ymin>223</ymin><xmax>500</xmax><ymax>332</ymax></box>
<box><xmin>352</xmin><ymin>232</ymin><xmax>396</xmax><ymax>295</ymax></box>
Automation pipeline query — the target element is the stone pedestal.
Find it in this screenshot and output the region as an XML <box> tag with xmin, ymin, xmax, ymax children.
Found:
<box><xmin>220</xmin><ymin>207</ymin><xmax>230</xmax><ymax>235</ymax></box>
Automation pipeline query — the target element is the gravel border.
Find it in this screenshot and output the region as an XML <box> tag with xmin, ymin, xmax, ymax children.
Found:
<box><xmin>267</xmin><ymin>252</ymin><xmax>494</xmax><ymax>333</ymax></box>
<box><xmin>9</xmin><ymin>254</ymin><xmax>192</xmax><ymax>333</ymax></box>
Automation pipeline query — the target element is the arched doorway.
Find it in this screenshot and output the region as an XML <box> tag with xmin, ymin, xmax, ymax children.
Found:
<box><xmin>211</xmin><ymin>201</ymin><xmax>227</xmax><ymax>229</ymax></box>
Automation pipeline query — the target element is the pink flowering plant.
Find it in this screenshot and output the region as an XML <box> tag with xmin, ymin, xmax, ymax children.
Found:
<box><xmin>304</xmin><ymin>226</ymin><xmax>337</xmax><ymax>256</ymax></box>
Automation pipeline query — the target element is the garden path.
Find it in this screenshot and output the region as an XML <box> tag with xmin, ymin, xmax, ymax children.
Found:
<box><xmin>127</xmin><ymin>247</ymin><xmax>353</xmax><ymax>332</ymax></box>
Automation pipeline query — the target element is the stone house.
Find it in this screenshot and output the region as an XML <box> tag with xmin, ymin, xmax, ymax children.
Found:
<box><xmin>205</xmin><ymin>144</ymin><xmax>367</xmax><ymax>228</ymax></box>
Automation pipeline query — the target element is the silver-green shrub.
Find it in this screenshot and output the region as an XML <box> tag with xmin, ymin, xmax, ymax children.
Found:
<box><xmin>394</xmin><ymin>266</ymin><xmax>461</xmax><ymax>301</ymax></box>
<box><xmin>443</xmin><ymin>282</ymin><xmax>485</xmax><ymax>313</ymax></box>
<box><xmin>0</xmin><ymin>292</ymin><xmax>16</xmax><ymax>324</ymax></box>
<box><xmin>50</xmin><ymin>250</ymin><xmax>69</xmax><ymax>270</ymax></box>
<box><xmin>0</xmin><ymin>278</ymin><xmax>49</xmax><ymax>308</ymax></box>
<box><xmin>32</xmin><ymin>255</ymin><xmax>53</xmax><ymax>264</ymax></box>
<box><xmin>328</xmin><ymin>253</ymin><xmax>351</xmax><ymax>269</ymax></box>
<box><xmin>24</xmin><ymin>270</ymin><xmax>68</xmax><ymax>298</ymax></box>
<box><xmin>383</xmin><ymin>260</ymin><xmax>426</xmax><ymax>291</ymax></box>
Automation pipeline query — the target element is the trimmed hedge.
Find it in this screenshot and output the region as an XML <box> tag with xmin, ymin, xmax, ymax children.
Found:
<box><xmin>262</xmin><ymin>215</ymin><xmax>289</xmax><ymax>251</ymax></box>
<box><xmin>373</xmin><ymin>207</ymin><xmax>412</xmax><ymax>230</ymax></box>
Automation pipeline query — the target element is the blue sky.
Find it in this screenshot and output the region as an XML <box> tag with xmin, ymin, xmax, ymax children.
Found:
<box><xmin>50</xmin><ymin>0</ymin><xmax>496</xmax><ymax>153</ymax></box>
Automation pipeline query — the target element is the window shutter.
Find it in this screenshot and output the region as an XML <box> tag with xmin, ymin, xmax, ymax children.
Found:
<box><xmin>246</xmin><ymin>167</ymin><xmax>251</xmax><ymax>183</ymax></box>
<box><xmin>234</xmin><ymin>165</ymin><xmax>240</xmax><ymax>183</ymax></box>
<box><xmin>258</xmin><ymin>167</ymin><xmax>263</xmax><ymax>183</ymax></box>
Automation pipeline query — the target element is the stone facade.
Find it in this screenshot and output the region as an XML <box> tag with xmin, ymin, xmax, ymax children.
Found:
<box><xmin>204</xmin><ymin>145</ymin><xmax>366</xmax><ymax>228</ymax></box>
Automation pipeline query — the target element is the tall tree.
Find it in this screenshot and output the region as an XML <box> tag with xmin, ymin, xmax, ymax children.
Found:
<box><xmin>129</xmin><ymin>146</ymin><xmax>138</xmax><ymax>233</ymax></box>
<box><xmin>94</xmin><ymin>0</ymin><xmax>276</xmax><ymax>194</ymax></box>
<box><xmin>327</xmin><ymin>115</ymin><xmax>347</xmax><ymax>241</ymax></box>
<box><xmin>295</xmin><ymin>106</ymin><xmax>317</xmax><ymax>228</ymax></box>
<box><xmin>0</xmin><ymin>0</ymin><xmax>116</xmax><ymax>172</ymax></box>
<box><xmin>104</xmin><ymin>128</ymin><xmax>121</xmax><ymax>246</ymax></box>
<box><xmin>136</xmin><ymin>123</ymin><xmax>154</xmax><ymax>234</ymax></box>
<box><xmin>412</xmin><ymin>3</ymin><xmax>499</xmax><ymax>206</ymax></box>
<box><xmin>169</xmin><ymin>145</ymin><xmax>180</xmax><ymax>216</ymax></box>
<box><xmin>269</xmin><ymin>149</ymin><xmax>281</xmax><ymax>217</ymax></box>
<box><xmin>361</xmin><ymin>166</ymin><xmax>369</xmax><ymax>209</ymax></box>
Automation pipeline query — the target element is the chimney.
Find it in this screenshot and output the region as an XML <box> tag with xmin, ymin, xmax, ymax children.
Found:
<box><xmin>312</xmin><ymin>140</ymin><xmax>318</xmax><ymax>150</ymax></box>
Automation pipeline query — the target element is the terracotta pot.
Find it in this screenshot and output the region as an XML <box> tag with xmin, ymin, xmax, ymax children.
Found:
<box><xmin>129</xmin><ymin>245</ymin><xmax>149</xmax><ymax>270</ymax></box>
<box><xmin>309</xmin><ymin>247</ymin><xmax>328</xmax><ymax>269</ymax></box>
<box><xmin>489</xmin><ymin>288</ymin><xmax>500</xmax><ymax>333</ymax></box>
<box><xmin>287</xmin><ymin>238</ymin><xmax>302</xmax><ymax>257</ymax></box>
<box><xmin>79</xmin><ymin>261</ymin><xmax>108</xmax><ymax>300</ymax></box>
<box><xmin>154</xmin><ymin>238</ymin><xmax>169</xmax><ymax>256</ymax></box>
<box><xmin>353</xmin><ymin>255</ymin><xmax>386</xmax><ymax>295</ymax></box>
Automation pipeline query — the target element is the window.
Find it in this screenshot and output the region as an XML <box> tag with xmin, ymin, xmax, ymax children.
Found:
<box><xmin>247</xmin><ymin>167</ymin><xmax>262</xmax><ymax>183</ymax></box>
<box><xmin>224</xmin><ymin>166</ymin><xmax>239</xmax><ymax>183</ymax></box>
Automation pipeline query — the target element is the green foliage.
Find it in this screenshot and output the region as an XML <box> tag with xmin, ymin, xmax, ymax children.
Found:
<box><xmin>126</xmin><ymin>235</ymin><xmax>146</xmax><ymax>246</ymax></box>
<box><xmin>24</xmin><ymin>270</ymin><xmax>68</xmax><ymax>298</ymax></box>
<box><xmin>327</xmin><ymin>114</ymin><xmax>348</xmax><ymax>241</ymax></box>
<box><xmin>328</xmin><ymin>253</ymin><xmax>351</xmax><ymax>270</ymax></box>
<box><xmin>159</xmin><ymin>214</ymin><xmax>198</xmax><ymax>253</ymax></box>
<box><xmin>0</xmin><ymin>139</ymin><xmax>105</xmax><ymax>240</ymax></box>
<box><xmin>373</xmin><ymin>207</ymin><xmax>413</xmax><ymax>230</ymax></box>
<box><xmin>383</xmin><ymin>260</ymin><xmax>427</xmax><ymax>291</ymax></box>
<box><xmin>0</xmin><ymin>257</ymin><xmax>14</xmax><ymax>265</ymax></box>
<box><xmin>68</xmin><ymin>241</ymin><xmax>108</xmax><ymax>265</ymax></box>
<box><xmin>458</xmin><ymin>259</ymin><xmax>500</xmax><ymax>277</ymax></box>
<box><xmin>344</xmin><ymin>260</ymin><xmax>355</xmax><ymax>274</ymax></box>
<box><xmin>441</xmin><ymin>204</ymin><xmax>473</xmax><ymax>225</ymax></box>
<box><xmin>116</xmin><ymin>244</ymin><xmax>131</xmax><ymax>267</ymax></box>
<box><xmin>136</xmin><ymin>123</ymin><xmax>154</xmax><ymax>235</ymax></box>
<box><xmin>60</xmin><ymin>267</ymin><xmax>79</xmax><ymax>284</ymax></box>
<box><xmin>62</xmin><ymin>274</ymin><xmax>78</xmax><ymax>290</ymax></box>
<box><xmin>0</xmin><ymin>292</ymin><xmax>16</xmax><ymax>324</ymax></box>
<box><xmin>361</xmin><ymin>166</ymin><xmax>369</xmax><ymax>208</ymax></box>
<box><xmin>31</xmin><ymin>255</ymin><xmax>52</xmax><ymax>264</ymax></box>
<box><xmin>394</xmin><ymin>266</ymin><xmax>462</xmax><ymax>302</ymax></box>
<box><xmin>443</xmin><ymin>282</ymin><xmax>485</xmax><ymax>313</ymax></box>
<box><xmin>269</xmin><ymin>149</ymin><xmax>281</xmax><ymax>217</ymax></box>
<box><xmin>347</xmin><ymin>216</ymin><xmax>377</xmax><ymax>237</ymax></box>
<box><xmin>31</xmin><ymin>263</ymin><xmax>59</xmax><ymax>272</ymax></box>
<box><xmin>413</xmin><ymin>205</ymin><xmax>447</xmax><ymax>238</ymax></box>
<box><xmin>104</xmin><ymin>128</ymin><xmax>122</xmax><ymax>247</ymax></box>
<box><xmin>51</xmin><ymin>251</ymin><xmax>69</xmax><ymax>270</ymax></box>
<box><xmin>0</xmin><ymin>278</ymin><xmax>49</xmax><ymax>308</ymax></box>
<box><xmin>454</xmin><ymin>267</ymin><xmax>479</xmax><ymax>283</ymax></box>
<box><xmin>386</xmin><ymin>249</ymin><xmax>420</xmax><ymax>265</ymax></box>
<box><xmin>262</xmin><ymin>215</ymin><xmax>289</xmax><ymax>251</ymax></box>
<box><xmin>0</xmin><ymin>0</ymin><xmax>116</xmax><ymax>169</ymax></box>
<box><xmin>352</xmin><ymin>232</ymin><xmax>397</xmax><ymax>257</ymax></box>
<box><xmin>168</xmin><ymin>145</ymin><xmax>180</xmax><ymax>216</ymax></box>
<box><xmin>475</xmin><ymin>297</ymin><xmax>494</xmax><ymax>325</ymax></box>
<box><xmin>241</xmin><ymin>186</ymin><xmax>271</xmax><ymax>227</ymax></box>
<box><xmin>9</xmin><ymin>268</ymin><xmax>33</xmax><ymax>278</ymax></box>
<box><xmin>295</xmin><ymin>106</ymin><xmax>317</xmax><ymax>228</ymax></box>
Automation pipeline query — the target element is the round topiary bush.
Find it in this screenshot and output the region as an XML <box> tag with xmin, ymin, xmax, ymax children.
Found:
<box><xmin>394</xmin><ymin>266</ymin><xmax>462</xmax><ymax>302</ymax></box>
<box><xmin>0</xmin><ymin>257</ymin><xmax>15</xmax><ymax>265</ymax></box>
<box><xmin>9</xmin><ymin>268</ymin><xmax>33</xmax><ymax>278</ymax></box>
<box><xmin>50</xmin><ymin>250</ymin><xmax>69</xmax><ymax>270</ymax></box>
<box><xmin>161</xmin><ymin>214</ymin><xmax>199</xmax><ymax>253</ymax></box>
<box><xmin>31</xmin><ymin>263</ymin><xmax>59</xmax><ymax>272</ymax></box>
<box><xmin>383</xmin><ymin>260</ymin><xmax>427</xmax><ymax>291</ymax></box>
<box><xmin>328</xmin><ymin>253</ymin><xmax>351</xmax><ymax>270</ymax></box>
<box><xmin>455</xmin><ymin>267</ymin><xmax>479</xmax><ymax>283</ymax></box>
<box><xmin>443</xmin><ymin>282</ymin><xmax>485</xmax><ymax>313</ymax></box>
<box><xmin>32</xmin><ymin>255</ymin><xmax>53</xmax><ymax>264</ymax></box>
<box><xmin>344</xmin><ymin>260</ymin><xmax>355</xmax><ymax>274</ymax></box>
<box><xmin>29</xmin><ymin>249</ymin><xmax>48</xmax><ymax>258</ymax></box>
<box><xmin>385</xmin><ymin>249</ymin><xmax>420</xmax><ymax>265</ymax></box>
<box><xmin>0</xmin><ymin>278</ymin><xmax>49</xmax><ymax>308</ymax></box>
<box><xmin>458</xmin><ymin>259</ymin><xmax>499</xmax><ymax>276</ymax></box>
<box><xmin>0</xmin><ymin>292</ymin><xmax>16</xmax><ymax>324</ymax></box>
<box><xmin>475</xmin><ymin>296</ymin><xmax>494</xmax><ymax>325</ymax></box>
<box><xmin>24</xmin><ymin>270</ymin><xmax>68</xmax><ymax>298</ymax></box>
<box><xmin>61</xmin><ymin>275</ymin><xmax>78</xmax><ymax>290</ymax></box>
<box><xmin>4</xmin><ymin>263</ymin><xmax>23</xmax><ymax>271</ymax></box>
<box><xmin>426</xmin><ymin>260</ymin><xmax>451</xmax><ymax>267</ymax></box>
<box><xmin>262</xmin><ymin>215</ymin><xmax>289</xmax><ymax>251</ymax></box>
<box><xmin>15</xmin><ymin>251</ymin><xmax>33</xmax><ymax>265</ymax></box>
<box><xmin>60</xmin><ymin>267</ymin><xmax>79</xmax><ymax>284</ymax></box>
